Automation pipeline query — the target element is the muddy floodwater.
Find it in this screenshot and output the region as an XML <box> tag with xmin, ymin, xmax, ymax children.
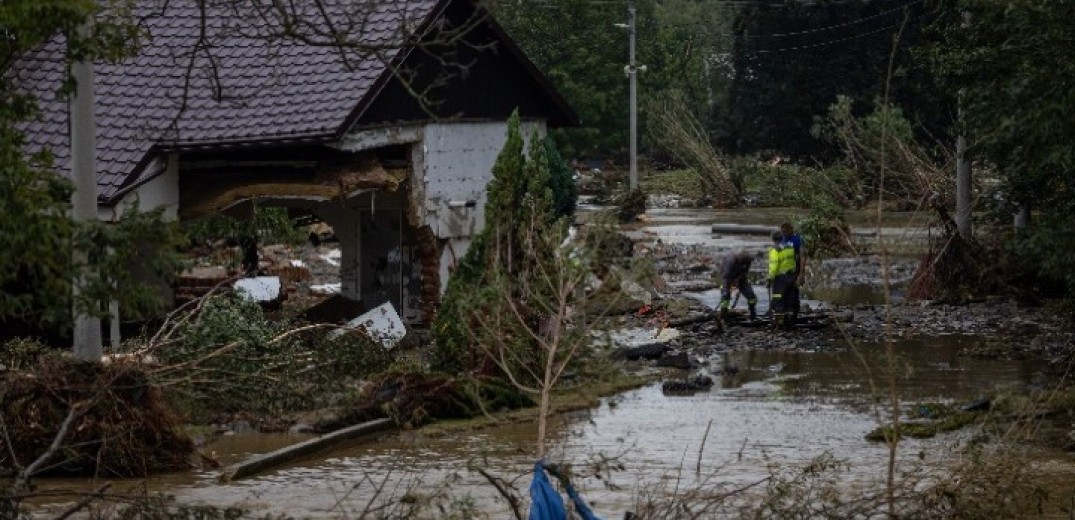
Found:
<box><xmin>136</xmin><ymin>336</ymin><xmax>1036</xmax><ymax>518</ymax></box>
<box><xmin>29</xmin><ymin>207</ymin><xmax>1071</xmax><ymax>517</ymax></box>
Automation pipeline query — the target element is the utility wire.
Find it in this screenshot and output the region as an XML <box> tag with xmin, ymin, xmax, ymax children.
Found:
<box><xmin>662</xmin><ymin>0</ymin><xmax>920</xmax><ymax>39</ymax></box>
<box><xmin>741</xmin><ymin>13</ymin><xmax>921</xmax><ymax>56</ymax></box>
<box><xmin>514</xmin><ymin>0</ymin><xmax>921</xmax><ymax>44</ymax></box>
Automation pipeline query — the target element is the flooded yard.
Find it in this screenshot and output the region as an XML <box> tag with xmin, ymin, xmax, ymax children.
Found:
<box><xmin>132</xmin><ymin>335</ymin><xmax>1037</xmax><ymax>518</ymax></box>
<box><xmin>26</xmin><ymin>207</ymin><xmax>1075</xmax><ymax>518</ymax></box>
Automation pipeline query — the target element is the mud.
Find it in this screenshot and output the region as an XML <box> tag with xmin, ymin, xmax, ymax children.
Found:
<box><xmin>630</xmin><ymin>216</ymin><xmax>1074</xmax><ymax>367</ymax></box>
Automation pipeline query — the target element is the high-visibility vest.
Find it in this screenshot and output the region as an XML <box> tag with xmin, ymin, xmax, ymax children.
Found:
<box><xmin>768</xmin><ymin>245</ymin><xmax>796</xmax><ymax>279</ymax></box>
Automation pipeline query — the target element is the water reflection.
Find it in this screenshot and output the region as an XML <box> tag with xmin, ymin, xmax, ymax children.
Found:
<box><xmin>163</xmin><ymin>335</ymin><xmax>1038</xmax><ymax>518</ymax></box>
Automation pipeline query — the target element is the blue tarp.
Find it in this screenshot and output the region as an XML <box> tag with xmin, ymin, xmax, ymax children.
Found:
<box><xmin>528</xmin><ymin>460</ymin><xmax>602</xmax><ymax>520</ymax></box>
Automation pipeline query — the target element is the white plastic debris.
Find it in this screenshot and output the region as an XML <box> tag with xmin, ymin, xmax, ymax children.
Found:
<box><xmin>322</xmin><ymin>249</ymin><xmax>341</xmax><ymax>267</ymax></box>
<box><xmin>233</xmin><ymin>276</ymin><xmax>282</xmax><ymax>302</ymax></box>
<box><xmin>329</xmin><ymin>302</ymin><xmax>406</xmax><ymax>349</ymax></box>
<box><xmin>289</xmin><ymin>259</ymin><xmax>306</xmax><ymax>268</ymax></box>
<box><xmin>309</xmin><ymin>283</ymin><xmax>342</xmax><ymax>295</ymax></box>
<box><xmin>593</xmin><ymin>327</ymin><xmax>681</xmax><ymax>349</ymax></box>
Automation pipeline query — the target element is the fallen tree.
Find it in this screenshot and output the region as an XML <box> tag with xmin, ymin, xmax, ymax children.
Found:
<box><xmin>0</xmin><ymin>353</ymin><xmax>193</xmax><ymax>479</ymax></box>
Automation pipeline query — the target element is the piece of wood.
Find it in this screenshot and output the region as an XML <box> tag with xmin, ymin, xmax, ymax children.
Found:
<box><xmin>710</xmin><ymin>223</ymin><xmax>776</xmax><ymax>235</ymax></box>
<box><xmin>219</xmin><ymin>418</ymin><xmax>393</xmax><ymax>482</ymax></box>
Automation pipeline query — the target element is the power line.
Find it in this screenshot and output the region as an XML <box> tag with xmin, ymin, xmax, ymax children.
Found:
<box><xmin>660</xmin><ymin>0</ymin><xmax>920</xmax><ymax>40</ymax></box>
<box><xmin>741</xmin><ymin>0</ymin><xmax>920</xmax><ymax>38</ymax></box>
<box><xmin>742</xmin><ymin>14</ymin><xmax>920</xmax><ymax>56</ymax></box>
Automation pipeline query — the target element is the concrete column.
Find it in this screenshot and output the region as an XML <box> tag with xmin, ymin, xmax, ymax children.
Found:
<box><xmin>70</xmin><ymin>23</ymin><xmax>102</xmax><ymax>361</ymax></box>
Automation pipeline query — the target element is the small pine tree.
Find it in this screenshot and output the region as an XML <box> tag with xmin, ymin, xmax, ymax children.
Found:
<box><xmin>545</xmin><ymin>138</ymin><xmax>578</xmax><ymax>219</ymax></box>
<box><xmin>432</xmin><ymin>111</ymin><xmax>568</xmax><ymax>374</ymax></box>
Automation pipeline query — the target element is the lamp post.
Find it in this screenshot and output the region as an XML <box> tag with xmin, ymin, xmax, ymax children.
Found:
<box><xmin>616</xmin><ymin>2</ymin><xmax>644</xmax><ymax>191</ymax></box>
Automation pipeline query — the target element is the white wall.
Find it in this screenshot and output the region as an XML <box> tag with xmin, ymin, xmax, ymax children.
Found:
<box><xmin>96</xmin><ymin>154</ymin><xmax>179</xmax><ymax>222</ymax></box>
<box><xmin>417</xmin><ymin>120</ymin><xmax>544</xmax><ymax>240</ymax></box>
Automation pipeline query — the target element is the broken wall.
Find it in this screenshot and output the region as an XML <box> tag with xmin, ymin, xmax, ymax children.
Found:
<box><xmin>414</xmin><ymin>120</ymin><xmax>545</xmax><ymax>292</ymax></box>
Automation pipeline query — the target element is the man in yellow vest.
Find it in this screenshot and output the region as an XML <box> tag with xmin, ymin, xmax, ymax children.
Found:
<box><xmin>767</xmin><ymin>231</ymin><xmax>798</xmax><ymax>330</ymax></box>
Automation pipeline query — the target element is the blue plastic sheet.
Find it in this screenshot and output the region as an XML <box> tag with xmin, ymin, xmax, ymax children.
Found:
<box><xmin>528</xmin><ymin>460</ymin><xmax>602</xmax><ymax>520</ymax></box>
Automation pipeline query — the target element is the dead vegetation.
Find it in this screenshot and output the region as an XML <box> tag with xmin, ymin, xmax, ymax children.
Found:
<box><xmin>907</xmin><ymin>200</ymin><xmax>992</xmax><ymax>303</ymax></box>
<box><xmin>0</xmin><ymin>354</ymin><xmax>192</xmax><ymax>479</ymax></box>
<box><xmin>646</xmin><ymin>91</ymin><xmax>740</xmax><ymax>207</ymax></box>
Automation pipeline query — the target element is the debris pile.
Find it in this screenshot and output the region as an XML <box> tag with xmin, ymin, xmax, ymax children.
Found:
<box><xmin>907</xmin><ymin>204</ymin><xmax>990</xmax><ymax>303</ymax></box>
<box><xmin>0</xmin><ymin>355</ymin><xmax>193</xmax><ymax>477</ymax></box>
<box><xmin>175</xmin><ymin>243</ymin><xmax>335</xmax><ymax>307</ymax></box>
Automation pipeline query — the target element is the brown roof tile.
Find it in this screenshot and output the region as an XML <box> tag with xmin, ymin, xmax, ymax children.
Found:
<box><xmin>11</xmin><ymin>0</ymin><xmax>442</xmax><ymax>203</ymax></box>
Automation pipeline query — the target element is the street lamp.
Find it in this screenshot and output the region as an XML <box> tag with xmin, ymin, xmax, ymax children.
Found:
<box><xmin>616</xmin><ymin>3</ymin><xmax>645</xmax><ymax>191</ymax></box>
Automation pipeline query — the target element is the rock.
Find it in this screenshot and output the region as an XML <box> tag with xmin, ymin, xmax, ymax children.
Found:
<box><xmin>661</xmin><ymin>375</ymin><xmax>714</xmax><ymax>394</ymax></box>
<box><xmin>616</xmin><ymin>343</ymin><xmax>670</xmax><ymax>361</ymax></box>
<box><xmin>656</xmin><ymin>352</ymin><xmax>693</xmax><ymax>369</ymax></box>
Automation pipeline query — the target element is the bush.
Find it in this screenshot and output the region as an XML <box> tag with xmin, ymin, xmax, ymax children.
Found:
<box><xmin>148</xmin><ymin>295</ymin><xmax>392</xmax><ymax>419</ymax></box>
<box><xmin>794</xmin><ymin>198</ymin><xmax>854</xmax><ymax>258</ymax></box>
<box><xmin>182</xmin><ymin>206</ymin><xmax>306</xmax><ymax>247</ymax></box>
<box><xmin>730</xmin><ymin>157</ymin><xmax>857</xmax><ymax>209</ymax></box>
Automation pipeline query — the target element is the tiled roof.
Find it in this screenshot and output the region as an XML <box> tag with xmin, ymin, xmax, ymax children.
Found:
<box><xmin>9</xmin><ymin>0</ymin><xmax>442</xmax><ymax>203</ymax></box>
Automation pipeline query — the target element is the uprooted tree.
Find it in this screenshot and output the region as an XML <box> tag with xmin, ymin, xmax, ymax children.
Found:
<box><xmin>814</xmin><ymin>95</ymin><xmax>993</xmax><ymax>301</ymax></box>
<box><xmin>646</xmin><ymin>90</ymin><xmax>740</xmax><ymax>207</ymax></box>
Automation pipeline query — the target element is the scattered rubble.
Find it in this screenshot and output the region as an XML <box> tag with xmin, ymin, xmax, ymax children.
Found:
<box><xmin>606</xmin><ymin>227</ymin><xmax>1074</xmax><ymax>374</ymax></box>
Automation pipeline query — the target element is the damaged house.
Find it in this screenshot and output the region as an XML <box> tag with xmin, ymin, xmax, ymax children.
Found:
<box><xmin>12</xmin><ymin>0</ymin><xmax>577</xmax><ymax>327</ymax></box>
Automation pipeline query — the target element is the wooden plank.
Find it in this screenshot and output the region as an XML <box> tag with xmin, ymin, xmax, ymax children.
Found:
<box><xmin>710</xmin><ymin>223</ymin><xmax>777</xmax><ymax>235</ymax></box>
<box><xmin>218</xmin><ymin>418</ymin><xmax>393</xmax><ymax>483</ymax></box>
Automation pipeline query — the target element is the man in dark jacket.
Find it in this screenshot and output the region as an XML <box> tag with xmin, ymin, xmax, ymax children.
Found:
<box><xmin>719</xmin><ymin>251</ymin><xmax>758</xmax><ymax>320</ymax></box>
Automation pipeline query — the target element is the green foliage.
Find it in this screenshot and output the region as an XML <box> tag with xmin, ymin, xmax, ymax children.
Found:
<box><xmin>0</xmin><ymin>120</ymin><xmax>76</xmax><ymax>328</ymax></box>
<box><xmin>641</xmin><ymin>168</ymin><xmax>707</xmax><ymax>202</ymax></box>
<box><xmin>491</xmin><ymin>0</ymin><xmax>625</xmax><ymax>157</ymax></box>
<box><xmin>720</xmin><ymin>0</ymin><xmax>948</xmax><ymax>160</ymax></box>
<box><xmin>0</xmin><ymin>0</ymin><xmax>133</xmax><ymax>70</ymax></box>
<box><xmin>432</xmin><ymin>112</ymin><xmax>571</xmax><ymax>375</ymax></box>
<box><xmin>492</xmin><ymin>0</ymin><xmax>733</xmax><ymax>158</ymax></box>
<box><xmin>152</xmin><ymin>295</ymin><xmax>392</xmax><ymax>419</ymax></box>
<box><xmin>926</xmin><ymin>2</ymin><xmax>1075</xmax><ymax>297</ymax></box>
<box><xmin>79</xmin><ymin>207</ymin><xmax>186</xmax><ymax>320</ymax></box>
<box><xmin>0</xmin><ymin>187</ymin><xmax>184</xmax><ymax>331</ymax></box>
<box><xmin>731</xmin><ymin>157</ymin><xmax>856</xmax><ymax>209</ymax></box>
<box><xmin>794</xmin><ymin>198</ymin><xmax>853</xmax><ymax>258</ymax></box>
<box><xmin>813</xmin><ymin>96</ymin><xmax>942</xmax><ymax>204</ymax></box>
<box><xmin>618</xmin><ymin>188</ymin><xmax>648</xmax><ymax>223</ymax></box>
<box><xmin>1</xmin><ymin>0</ymin><xmax>173</xmax><ymax>336</ymax></box>
<box><xmin>182</xmin><ymin>206</ymin><xmax>307</xmax><ymax>246</ymax></box>
<box><xmin>431</xmin><ymin>233</ymin><xmax>488</xmax><ymax>374</ymax></box>
<box><xmin>545</xmin><ymin>138</ymin><xmax>578</xmax><ymax>218</ymax></box>
<box><xmin>1011</xmin><ymin>214</ymin><xmax>1075</xmax><ymax>299</ymax></box>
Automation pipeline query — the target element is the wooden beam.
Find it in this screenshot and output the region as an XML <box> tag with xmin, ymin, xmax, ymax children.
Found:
<box><xmin>218</xmin><ymin>418</ymin><xmax>393</xmax><ymax>482</ymax></box>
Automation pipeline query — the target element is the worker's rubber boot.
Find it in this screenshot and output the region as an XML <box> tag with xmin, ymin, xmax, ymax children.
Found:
<box><xmin>748</xmin><ymin>304</ymin><xmax>757</xmax><ymax>321</ymax></box>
